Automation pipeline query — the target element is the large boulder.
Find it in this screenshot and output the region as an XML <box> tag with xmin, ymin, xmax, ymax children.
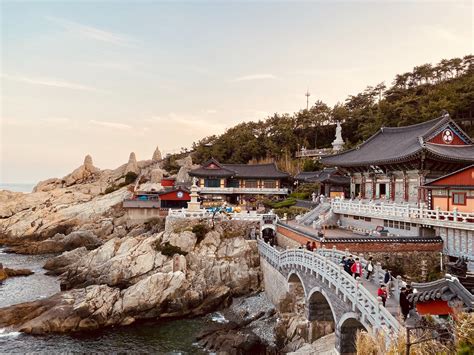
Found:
<box><xmin>152</xmin><ymin>146</ymin><xmax>162</xmax><ymax>162</ymax></box>
<box><xmin>43</xmin><ymin>247</ymin><xmax>89</xmax><ymax>275</ymax></box>
<box><xmin>125</xmin><ymin>152</ymin><xmax>139</xmax><ymax>174</ymax></box>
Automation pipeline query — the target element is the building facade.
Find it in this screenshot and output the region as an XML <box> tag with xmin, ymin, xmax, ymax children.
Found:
<box><xmin>423</xmin><ymin>165</ymin><xmax>474</xmax><ymax>213</ymax></box>
<box><xmin>321</xmin><ymin>114</ymin><xmax>474</xmax><ymax>205</ymax></box>
<box><xmin>189</xmin><ymin>158</ymin><xmax>289</xmax><ymax>206</ymax></box>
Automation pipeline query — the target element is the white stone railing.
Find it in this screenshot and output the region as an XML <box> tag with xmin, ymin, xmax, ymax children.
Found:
<box><xmin>331</xmin><ymin>199</ymin><xmax>474</xmax><ymax>231</ymax></box>
<box><xmin>197</xmin><ymin>187</ymin><xmax>288</xmax><ymax>194</ymax></box>
<box><xmin>315</xmin><ymin>247</ymin><xmax>404</xmax><ymax>302</ymax></box>
<box><xmin>168</xmin><ymin>209</ymin><xmax>278</xmax><ymax>223</ymax></box>
<box><xmin>258</xmin><ymin>240</ymin><xmax>401</xmax><ymax>336</ymax></box>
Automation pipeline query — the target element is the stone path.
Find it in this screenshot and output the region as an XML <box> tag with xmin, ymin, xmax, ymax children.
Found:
<box><xmin>356</xmin><ymin>274</ymin><xmax>400</xmax><ymax>320</ymax></box>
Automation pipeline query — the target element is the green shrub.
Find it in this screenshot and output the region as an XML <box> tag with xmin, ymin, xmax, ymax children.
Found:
<box><xmin>192</xmin><ymin>223</ymin><xmax>210</xmax><ymax>244</ymax></box>
<box><xmin>294</xmin><ymin>183</ymin><xmax>320</xmax><ymax>194</ymax></box>
<box><xmin>272</xmin><ymin>198</ymin><xmax>296</xmax><ymax>208</ymax></box>
<box><xmin>274</xmin><ymin>206</ymin><xmax>309</xmax><ymax>219</ymax></box>
<box><xmin>154</xmin><ymin>242</ymin><xmax>187</xmax><ymax>256</ymax></box>
<box><xmin>125</xmin><ymin>172</ymin><xmax>138</xmax><ymax>184</ymax></box>
<box><xmin>289</xmin><ymin>192</ymin><xmax>310</xmax><ymax>200</ymax></box>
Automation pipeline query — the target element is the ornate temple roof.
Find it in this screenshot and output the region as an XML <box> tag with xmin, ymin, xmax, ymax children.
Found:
<box><xmin>407</xmin><ymin>275</ymin><xmax>474</xmax><ymax>310</ymax></box>
<box><xmin>321</xmin><ymin>115</ymin><xmax>474</xmax><ymax>168</ymax></box>
<box><xmin>189</xmin><ymin>158</ymin><xmax>289</xmax><ymax>179</ymax></box>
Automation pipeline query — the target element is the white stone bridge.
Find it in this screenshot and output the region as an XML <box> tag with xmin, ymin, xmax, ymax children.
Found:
<box><xmin>258</xmin><ymin>240</ymin><xmax>402</xmax><ymax>354</ymax></box>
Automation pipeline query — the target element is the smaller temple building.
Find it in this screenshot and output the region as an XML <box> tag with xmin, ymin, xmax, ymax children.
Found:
<box><xmin>123</xmin><ymin>186</ymin><xmax>190</xmax><ymax>220</ymax></box>
<box><xmin>189</xmin><ymin>158</ymin><xmax>289</xmax><ymax>206</ymax></box>
<box><xmin>295</xmin><ymin>168</ymin><xmax>350</xmax><ymax>198</ymax></box>
<box><xmin>423</xmin><ymin>165</ymin><xmax>474</xmax><ymax>213</ymax></box>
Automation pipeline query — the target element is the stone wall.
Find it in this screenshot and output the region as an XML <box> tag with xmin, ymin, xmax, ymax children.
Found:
<box><xmin>260</xmin><ymin>258</ymin><xmax>289</xmax><ymax>306</ymax></box>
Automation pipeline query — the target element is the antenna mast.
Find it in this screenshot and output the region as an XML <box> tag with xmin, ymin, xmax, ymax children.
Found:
<box><xmin>305</xmin><ymin>89</ymin><xmax>311</xmax><ymax>111</ymax></box>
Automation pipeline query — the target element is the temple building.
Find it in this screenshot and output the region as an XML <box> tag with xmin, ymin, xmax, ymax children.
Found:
<box><xmin>295</xmin><ymin>168</ymin><xmax>350</xmax><ymax>198</ymax></box>
<box><xmin>189</xmin><ymin>158</ymin><xmax>289</xmax><ymax>206</ymax></box>
<box><xmin>321</xmin><ymin>114</ymin><xmax>474</xmax><ymax>204</ymax></box>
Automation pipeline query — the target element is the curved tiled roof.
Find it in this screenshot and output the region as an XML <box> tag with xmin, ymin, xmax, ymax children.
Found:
<box><xmin>321</xmin><ymin>115</ymin><xmax>474</xmax><ymax>167</ymax></box>
<box><xmin>189</xmin><ymin>159</ymin><xmax>289</xmax><ymax>179</ymax></box>
<box><xmin>425</xmin><ymin>143</ymin><xmax>474</xmax><ymax>162</ymax></box>
<box><xmin>407</xmin><ymin>275</ymin><xmax>474</xmax><ymax>310</ymax></box>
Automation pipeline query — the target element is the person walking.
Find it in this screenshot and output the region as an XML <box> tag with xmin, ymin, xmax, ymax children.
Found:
<box><xmin>378</xmin><ymin>284</ymin><xmax>388</xmax><ymax>307</ymax></box>
<box><xmin>365</xmin><ymin>257</ymin><xmax>374</xmax><ymax>280</ymax></box>
<box><xmin>384</xmin><ymin>270</ymin><xmax>392</xmax><ymax>298</ymax></box>
<box><xmin>340</xmin><ymin>256</ymin><xmax>346</xmax><ymax>267</ymax></box>
<box><xmin>345</xmin><ymin>255</ymin><xmax>354</xmax><ymax>276</ymax></box>
<box><xmin>399</xmin><ymin>287</ymin><xmax>410</xmax><ymax>320</ymax></box>
<box><xmin>351</xmin><ymin>257</ymin><xmax>363</xmax><ymax>279</ymax></box>
<box><xmin>311</xmin><ymin>241</ymin><xmax>317</xmax><ymax>251</ymax></box>
<box><xmin>306</xmin><ymin>241</ymin><xmax>312</xmax><ymax>251</ymax></box>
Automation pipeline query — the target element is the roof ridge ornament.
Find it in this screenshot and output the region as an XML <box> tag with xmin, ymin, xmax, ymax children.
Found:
<box><xmin>441</xmin><ymin>110</ymin><xmax>450</xmax><ymax>119</ymax></box>
<box><xmin>418</xmin><ymin>136</ymin><xmax>425</xmax><ymax>147</ymax></box>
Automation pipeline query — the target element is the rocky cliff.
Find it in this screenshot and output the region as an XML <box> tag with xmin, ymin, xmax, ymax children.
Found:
<box><xmin>0</xmin><ymin>218</ymin><xmax>262</xmax><ymax>334</ymax></box>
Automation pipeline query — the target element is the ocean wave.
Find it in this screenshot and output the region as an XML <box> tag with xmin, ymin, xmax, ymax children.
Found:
<box><xmin>210</xmin><ymin>312</ymin><xmax>228</xmax><ymax>324</ymax></box>
<box><xmin>0</xmin><ymin>328</ymin><xmax>22</xmax><ymax>338</ymax></box>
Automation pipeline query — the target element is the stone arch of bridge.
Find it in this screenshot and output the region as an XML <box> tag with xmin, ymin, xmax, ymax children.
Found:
<box><xmin>306</xmin><ymin>287</ymin><xmax>337</xmax><ymax>342</ymax></box>
<box><xmin>261</xmin><ymin>224</ymin><xmax>276</xmax><ymax>235</ymax></box>
<box><xmin>337</xmin><ymin>313</ymin><xmax>368</xmax><ymax>355</ymax></box>
<box><xmin>287</xmin><ymin>271</ymin><xmax>307</xmax><ymax>314</ymax></box>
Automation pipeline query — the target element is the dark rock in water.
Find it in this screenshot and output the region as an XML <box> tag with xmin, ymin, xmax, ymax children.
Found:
<box><xmin>197</xmin><ymin>310</ymin><xmax>277</xmax><ymax>354</ymax></box>
<box><xmin>4</xmin><ymin>268</ymin><xmax>34</xmax><ymax>277</ymax></box>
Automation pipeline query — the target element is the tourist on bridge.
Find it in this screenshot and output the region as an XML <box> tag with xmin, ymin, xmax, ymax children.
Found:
<box><xmin>340</xmin><ymin>255</ymin><xmax>346</xmax><ymax>267</ymax></box>
<box><xmin>345</xmin><ymin>255</ymin><xmax>354</xmax><ymax>275</ymax></box>
<box><xmin>377</xmin><ymin>284</ymin><xmax>388</xmax><ymax>307</ymax></box>
<box><xmin>351</xmin><ymin>257</ymin><xmax>363</xmax><ymax>279</ymax></box>
<box><xmin>306</xmin><ymin>241</ymin><xmax>312</xmax><ymax>251</ymax></box>
<box><xmin>399</xmin><ymin>287</ymin><xmax>410</xmax><ymax>320</ymax></box>
<box><xmin>384</xmin><ymin>270</ymin><xmax>392</xmax><ymax>298</ymax></box>
<box><xmin>365</xmin><ymin>257</ymin><xmax>374</xmax><ymax>280</ymax></box>
<box><xmin>311</xmin><ymin>241</ymin><xmax>317</xmax><ymax>251</ymax></box>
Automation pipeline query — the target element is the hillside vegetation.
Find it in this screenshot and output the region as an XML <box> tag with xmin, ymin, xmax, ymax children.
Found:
<box><xmin>169</xmin><ymin>55</ymin><xmax>474</xmax><ymax>174</ymax></box>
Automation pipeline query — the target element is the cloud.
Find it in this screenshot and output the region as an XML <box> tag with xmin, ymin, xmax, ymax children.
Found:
<box><xmin>232</xmin><ymin>74</ymin><xmax>277</xmax><ymax>82</ymax></box>
<box><xmin>89</xmin><ymin>120</ymin><xmax>132</xmax><ymax>130</ymax></box>
<box><xmin>46</xmin><ymin>16</ymin><xmax>136</xmax><ymax>46</ymax></box>
<box><xmin>2</xmin><ymin>73</ymin><xmax>106</xmax><ymax>93</ymax></box>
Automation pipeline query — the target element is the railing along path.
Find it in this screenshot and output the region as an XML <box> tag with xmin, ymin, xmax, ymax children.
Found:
<box><xmin>331</xmin><ymin>200</ymin><xmax>474</xmax><ymax>230</ymax></box>
<box><xmin>258</xmin><ymin>240</ymin><xmax>401</xmax><ymax>336</ymax></box>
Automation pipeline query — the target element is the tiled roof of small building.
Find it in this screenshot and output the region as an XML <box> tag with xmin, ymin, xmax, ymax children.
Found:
<box><xmin>321</xmin><ymin>115</ymin><xmax>474</xmax><ymax>167</ymax></box>
<box><xmin>295</xmin><ymin>168</ymin><xmax>349</xmax><ymax>185</ymax></box>
<box><xmin>189</xmin><ymin>158</ymin><xmax>289</xmax><ymax>179</ymax></box>
<box><xmin>407</xmin><ymin>275</ymin><xmax>474</xmax><ymax>310</ymax></box>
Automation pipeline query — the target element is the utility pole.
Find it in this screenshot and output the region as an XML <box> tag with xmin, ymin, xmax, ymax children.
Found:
<box><xmin>305</xmin><ymin>90</ymin><xmax>311</xmax><ymax>111</ymax></box>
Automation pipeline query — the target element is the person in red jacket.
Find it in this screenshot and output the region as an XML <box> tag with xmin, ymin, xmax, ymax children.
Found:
<box><xmin>351</xmin><ymin>257</ymin><xmax>363</xmax><ymax>278</ymax></box>
<box><xmin>378</xmin><ymin>284</ymin><xmax>388</xmax><ymax>307</ymax></box>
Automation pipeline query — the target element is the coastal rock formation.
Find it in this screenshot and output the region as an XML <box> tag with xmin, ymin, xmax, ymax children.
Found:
<box><xmin>43</xmin><ymin>247</ymin><xmax>89</xmax><ymax>276</ymax></box>
<box><xmin>150</xmin><ymin>168</ymin><xmax>164</xmax><ymax>184</ymax></box>
<box><xmin>0</xmin><ymin>219</ymin><xmax>262</xmax><ymax>334</ymax></box>
<box><xmin>176</xmin><ymin>156</ymin><xmax>193</xmax><ymax>183</ymax></box>
<box><xmin>0</xmin><ymin>188</ymin><xmax>129</xmax><ymax>241</ymax></box>
<box><xmin>6</xmin><ymin>231</ymin><xmax>102</xmax><ymax>255</ymax></box>
<box><xmin>0</xmin><ymin>264</ymin><xmax>34</xmax><ymax>281</ymax></box>
<box><xmin>152</xmin><ymin>146</ymin><xmax>162</xmax><ymax>161</ymax></box>
<box><xmin>125</xmin><ymin>152</ymin><xmax>139</xmax><ymax>174</ymax></box>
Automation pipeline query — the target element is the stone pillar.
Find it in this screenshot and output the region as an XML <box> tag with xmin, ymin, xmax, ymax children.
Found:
<box><xmin>403</xmin><ymin>172</ymin><xmax>408</xmax><ymax>202</ymax></box>
<box><xmin>361</xmin><ymin>175</ymin><xmax>366</xmax><ymax>199</ymax></box>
